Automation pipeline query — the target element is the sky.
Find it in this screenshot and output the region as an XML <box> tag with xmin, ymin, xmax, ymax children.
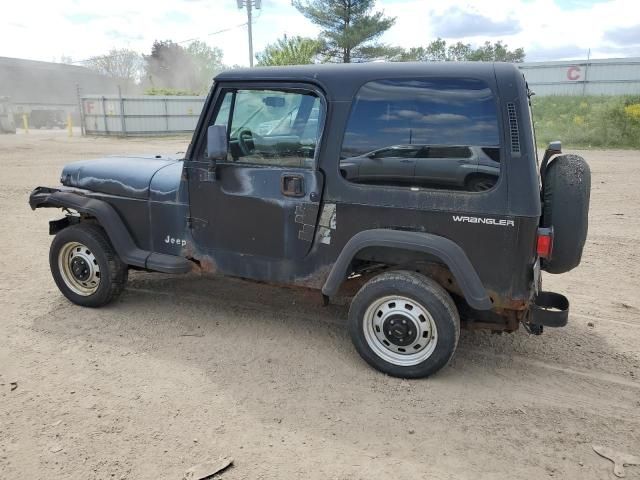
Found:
<box><xmin>1</xmin><ymin>0</ymin><xmax>639</xmax><ymax>67</ymax></box>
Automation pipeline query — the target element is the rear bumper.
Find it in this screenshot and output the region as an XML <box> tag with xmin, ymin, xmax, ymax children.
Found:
<box><xmin>530</xmin><ymin>291</ymin><xmax>569</xmax><ymax>327</ymax></box>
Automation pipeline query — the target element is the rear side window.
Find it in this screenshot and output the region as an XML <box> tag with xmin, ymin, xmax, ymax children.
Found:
<box><xmin>339</xmin><ymin>78</ymin><xmax>501</xmax><ymax>192</ymax></box>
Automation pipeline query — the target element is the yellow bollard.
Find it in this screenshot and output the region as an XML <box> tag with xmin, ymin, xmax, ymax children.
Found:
<box><xmin>67</xmin><ymin>113</ymin><xmax>73</xmax><ymax>137</ymax></box>
<box><xmin>22</xmin><ymin>113</ymin><xmax>29</xmax><ymax>134</ymax></box>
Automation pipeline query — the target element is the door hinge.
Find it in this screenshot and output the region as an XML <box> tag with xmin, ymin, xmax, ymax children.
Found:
<box><xmin>187</xmin><ymin>216</ymin><xmax>208</xmax><ymax>229</ymax></box>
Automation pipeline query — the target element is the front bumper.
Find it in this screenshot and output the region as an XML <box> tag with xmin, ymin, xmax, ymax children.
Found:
<box><xmin>29</xmin><ymin>186</ymin><xmax>62</xmax><ymax>210</ymax></box>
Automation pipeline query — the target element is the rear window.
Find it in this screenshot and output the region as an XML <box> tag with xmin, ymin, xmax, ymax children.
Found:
<box><xmin>339</xmin><ymin>78</ymin><xmax>501</xmax><ymax>192</ymax></box>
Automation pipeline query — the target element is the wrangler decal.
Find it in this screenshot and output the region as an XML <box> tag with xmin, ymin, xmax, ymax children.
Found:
<box><xmin>452</xmin><ymin>215</ymin><xmax>515</xmax><ymax>227</ymax></box>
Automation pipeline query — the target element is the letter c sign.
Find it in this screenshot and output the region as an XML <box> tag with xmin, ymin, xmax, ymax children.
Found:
<box><xmin>567</xmin><ymin>66</ymin><xmax>581</xmax><ymax>81</ymax></box>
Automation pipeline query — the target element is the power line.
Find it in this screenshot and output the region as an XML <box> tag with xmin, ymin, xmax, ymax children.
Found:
<box><xmin>176</xmin><ymin>22</ymin><xmax>249</xmax><ymax>45</ymax></box>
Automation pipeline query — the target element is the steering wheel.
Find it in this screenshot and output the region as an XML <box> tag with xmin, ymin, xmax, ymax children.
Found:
<box><xmin>237</xmin><ymin>129</ymin><xmax>256</xmax><ymax>157</ymax></box>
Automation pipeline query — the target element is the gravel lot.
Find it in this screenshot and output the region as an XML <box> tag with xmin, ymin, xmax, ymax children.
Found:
<box><xmin>1</xmin><ymin>131</ymin><xmax>639</xmax><ymax>479</ymax></box>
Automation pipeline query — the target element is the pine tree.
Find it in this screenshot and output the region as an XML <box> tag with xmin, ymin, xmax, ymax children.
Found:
<box><xmin>293</xmin><ymin>0</ymin><xmax>396</xmax><ymax>63</ymax></box>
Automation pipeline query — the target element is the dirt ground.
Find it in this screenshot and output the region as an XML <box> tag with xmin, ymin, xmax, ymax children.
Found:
<box><xmin>1</xmin><ymin>131</ymin><xmax>638</xmax><ymax>480</ymax></box>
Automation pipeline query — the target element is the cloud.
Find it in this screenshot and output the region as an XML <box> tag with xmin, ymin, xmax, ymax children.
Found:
<box><xmin>526</xmin><ymin>44</ymin><xmax>589</xmax><ymax>61</ymax></box>
<box><xmin>431</xmin><ymin>7</ymin><xmax>522</xmax><ymax>38</ymax></box>
<box><xmin>2</xmin><ymin>0</ymin><xmax>640</xmax><ymax>68</ymax></box>
<box><xmin>554</xmin><ymin>0</ymin><xmax>612</xmax><ymax>10</ymax></box>
<box><xmin>596</xmin><ymin>44</ymin><xmax>640</xmax><ymax>57</ymax></box>
<box><xmin>106</xmin><ymin>30</ymin><xmax>144</xmax><ymax>42</ymax></box>
<box><xmin>65</xmin><ymin>13</ymin><xmax>106</xmax><ymax>24</ymax></box>
<box><xmin>604</xmin><ymin>24</ymin><xmax>640</xmax><ymax>45</ymax></box>
<box><xmin>161</xmin><ymin>11</ymin><xmax>192</xmax><ymax>23</ymax></box>
<box><xmin>379</xmin><ymin>110</ymin><xmax>470</xmax><ymax>124</ymax></box>
<box><xmin>421</xmin><ymin>113</ymin><xmax>469</xmax><ymax>124</ymax></box>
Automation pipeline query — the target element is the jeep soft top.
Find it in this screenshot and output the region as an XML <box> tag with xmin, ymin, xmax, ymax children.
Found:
<box><xmin>30</xmin><ymin>62</ymin><xmax>591</xmax><ymax>378</ymax></box>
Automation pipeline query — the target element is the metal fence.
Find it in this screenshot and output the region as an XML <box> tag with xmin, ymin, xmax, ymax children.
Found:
<box><xmin>518</xmin><ymin>57</ymin><xmax>640</xmax><ymax>96</ymax></box>
<box><xmin>80</xmin><ymin>95</ymin><xmax>205</xmax><ymax>136</ymax></box>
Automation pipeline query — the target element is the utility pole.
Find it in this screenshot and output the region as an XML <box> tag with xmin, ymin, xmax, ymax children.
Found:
<box><xmin>237</xmin><ymin>0</ymin><xmax>261</xmax><ymax>67</ymax></box>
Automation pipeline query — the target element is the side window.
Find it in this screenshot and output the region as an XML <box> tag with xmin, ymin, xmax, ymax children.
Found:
<box><xmin>339</xmin><ymin>78</ymin><xmax>501</xmax><ymax>192</ymax></box>
<box><xmin>214</xmin><ymin>93</ymin><xmax>232</xmax><ymax>128</ymax></box>
<box><xmin>209</xmin><ymin>88</ymin><xmax>322</xmax><ymax>168</ymax></box>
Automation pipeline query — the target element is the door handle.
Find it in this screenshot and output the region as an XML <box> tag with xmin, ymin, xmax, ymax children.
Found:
<box><xmin>281</xmin><ymin>174</ymin><xmax>305</xmax><ymax>197</ymax></box>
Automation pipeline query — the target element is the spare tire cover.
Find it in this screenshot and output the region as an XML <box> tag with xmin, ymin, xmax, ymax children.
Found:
<box><xmin>541</xmin><ymin>154</ymin><xmax>591</xmax><ymax>274</ymax></box>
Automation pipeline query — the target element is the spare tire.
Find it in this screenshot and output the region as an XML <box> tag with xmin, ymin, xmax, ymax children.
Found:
<box><xmin>541</xmin><ymin>154</ymin><xmax>591</xmax><ymax>274</ymax></box>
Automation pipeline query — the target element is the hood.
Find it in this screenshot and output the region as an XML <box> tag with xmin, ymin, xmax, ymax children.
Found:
<box><xmin>60</xmin><ymin>155</ymin><xmax>180</xmax><ymax>200</ymax></box>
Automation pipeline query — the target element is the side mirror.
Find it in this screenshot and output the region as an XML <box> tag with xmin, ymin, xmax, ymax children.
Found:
<box><xmin>206</xmin><ymin>125</ymin><xmax>228</xmax><ymax>161</ymax></box>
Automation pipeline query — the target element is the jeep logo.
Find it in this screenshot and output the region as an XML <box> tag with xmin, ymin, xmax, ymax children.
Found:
<box><xmin>164</xmin><ymin>235</ymin><xmax>187</xmax><ymax>247</ymax></box>
<box><xmin>452</xmin><ymin>215</ymin><xmax>515</xmax><ymax>227</ymax></box>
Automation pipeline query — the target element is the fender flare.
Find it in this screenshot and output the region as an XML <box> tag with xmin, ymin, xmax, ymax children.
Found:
<box><xmin>29</xmin><ymin>187</ymin><xmax>191</xmax><ymax>274</ymax></box>
<box><xmin>321</xmin><ymin>229</ymin><xmax>493</xmax><ymax>311</ymax></box>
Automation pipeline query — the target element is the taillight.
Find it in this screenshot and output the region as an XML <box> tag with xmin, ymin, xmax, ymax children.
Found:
<box><xmin>537</xmin><ymin>227</ymin><xmax>553</xmax><ymax>259</ymax></box>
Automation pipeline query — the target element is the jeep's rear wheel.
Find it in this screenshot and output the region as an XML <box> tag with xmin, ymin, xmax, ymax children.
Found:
<box><xmin>348</xmin><ymin>271</ymin><xmax>460</xmax><ymax>378</ymax></box>
<box><xmin>50</xmin><ymin>223</ymin><xmax>128</xmax><ymax>307</ymax></box>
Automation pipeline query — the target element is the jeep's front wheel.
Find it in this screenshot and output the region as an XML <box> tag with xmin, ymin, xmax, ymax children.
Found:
<box><xmin>348</xmin><ymin>271</ymin><xmax>460</xmax><ymax>378</ymax></box>
<box><xmin>50</xmin><ymin>223</ymin><xmax>128</xmax><ymax>307</ymax></box>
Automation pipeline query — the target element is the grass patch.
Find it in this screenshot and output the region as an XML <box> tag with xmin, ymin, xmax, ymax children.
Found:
<box><xmin>531</xmin><ymin>95</ymin><xmax>640</xmax><ymax>149</ymax></box>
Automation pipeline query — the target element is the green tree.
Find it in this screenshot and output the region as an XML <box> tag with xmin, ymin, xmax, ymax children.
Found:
<box><xmin>143</xmin><ymin>87</ymin><xmax>198</xmax><ymax>96</ymax></box>
<box><xmin>425</xmin><ymin>38</ymin><xmax>447</xmax><ymax>61</ymax></box>
<box><xmin>396</xmin><ymin>46</ymin><xmax>426</xmax><ymax>62</ymax></box>
<box><xmin>466</xmin><ymin>41</ymin><xmax>525</xmax><ymax>62</ymax></box>
<box><xmin>293</xmin><ymin>0</ymin><xmax>396</xmax><ymax>63</ymax></box>
<box><xmin>447</xmin><ymin>42</ymin><xmax>473</xmax><ymax>61</ymax></box>
<box><xmin>256</xmin><ymin>35</ymin><xmax>321</xmax><ymax>66</ymax></box>
<box><xmin>144</xmin><ymin>40</ymin><xmax>198</xmax><ymax>91</ymax></box>
<box><xmin>186</xmin><ymin>40</ymin><xmax>224</xmax><ymax>92</ymax></box>
<box><xmin>398</xmin><ymin>38</ymin><xmax>524</xmax><ymax>62</ymax></box>
<box><xmin>86</xmin><ymin>48</ymin><xmax>143</xmax><ymax>88</ymax></box>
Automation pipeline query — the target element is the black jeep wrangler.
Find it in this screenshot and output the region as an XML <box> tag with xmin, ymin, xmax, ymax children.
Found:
<box><xmin>30</xmin><ymin>62</ymin><xmax>591</xmax><ymax>378</ymax></box>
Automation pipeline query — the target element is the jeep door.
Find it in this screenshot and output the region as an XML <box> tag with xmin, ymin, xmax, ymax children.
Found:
<box><xmin>186</xmin><ymin>83</ymin><xmax>325</xmax><ymax>268</ymax></box>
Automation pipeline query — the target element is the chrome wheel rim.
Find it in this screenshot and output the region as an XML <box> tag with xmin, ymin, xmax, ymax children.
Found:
<box><xmin>58</xmin><ymin>242</ymin><xmax>100</xmax><ymax>296</ymax></box>
<box><xmin>363</xmin><ymin>295</ymin><xmax>438</xmax><ymax>366</ymax></box>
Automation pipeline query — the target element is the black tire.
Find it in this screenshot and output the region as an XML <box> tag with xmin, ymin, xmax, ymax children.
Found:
<box><xmin>49</xmin><ymin>223</ymin><xmax>128</xmax><ymax>307</ymax></box>
<box><xmin>348</xmin><ymin>270</ymin><xmax>460</xmax><ymax>378</ymax></box>
<box><xmin>541</xmin><ymin>154</ymin><xmax>591</xmax><ymax>274</ymax></box>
